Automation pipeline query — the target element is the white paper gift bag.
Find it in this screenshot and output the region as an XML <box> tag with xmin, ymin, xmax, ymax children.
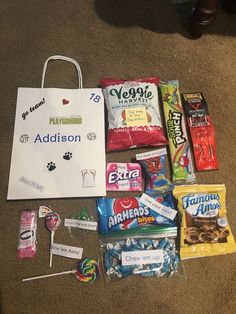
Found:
<box><xmin>7</xmin><ymin>55</ymin><xmax>106</xmax><ymax>199</ymax></box>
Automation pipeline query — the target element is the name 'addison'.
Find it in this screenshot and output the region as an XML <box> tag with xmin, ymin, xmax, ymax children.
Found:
<box><xmin>34</xmin><ymin>133</ymin><xmax>81</xmax><ymax>143</ymax></box>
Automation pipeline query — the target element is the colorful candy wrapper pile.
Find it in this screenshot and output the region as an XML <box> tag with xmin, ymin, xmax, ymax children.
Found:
<box><xmin>17</xmin><ymin>68</ymin><xmax>236</xmax><ymax>285</ymax></box>
<box><xmin>101</xmin><ymin>77</ymin><xmax>167</xmax><ymax>151</ymax></box>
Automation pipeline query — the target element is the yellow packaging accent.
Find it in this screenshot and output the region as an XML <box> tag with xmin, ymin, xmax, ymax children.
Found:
<box><xmin>173</xmin><ymin>184</ymin><xmax>236</xmax><ymax>259</ymax></box>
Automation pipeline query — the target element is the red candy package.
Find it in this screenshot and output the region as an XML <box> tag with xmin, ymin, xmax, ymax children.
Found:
<box><xmin>182</xmin><ymin>92</ymin><xmax>218</xmax><ymax>171</ymax></box>
<box><xmin>100</xmin><ymin>77</ymin><xmax>168</xmax><ymax>151</ymax></box>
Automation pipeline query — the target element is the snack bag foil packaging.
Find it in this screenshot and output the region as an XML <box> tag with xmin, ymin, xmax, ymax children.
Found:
<box><xmin>159</xmin><ymin>81</ymin><xmax>196</xmax><ymax>184</ymax></box>
<box><xmin>173</xmin><ymin>184</ymin><xmax>236</xmax><ymax>259</ymax></box>
<box><xmin>100</xmin><ymin>77</ymin><xmax>167</xmax><ymax>151</ymax></box>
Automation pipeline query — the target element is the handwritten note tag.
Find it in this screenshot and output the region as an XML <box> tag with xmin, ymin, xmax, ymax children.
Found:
<box><xmin>51</xmin><ymin>243</ymin><xmax>83</xmax><ymax>259</ymax></box>
<box><xmin>136</xmin><ymin>148</ymin><xmax>167</xmax><ymax>160</ymax></box>
<box><xmin>121</xmin><ymin>250</ymin><xmax>164</xmax><ymax>266</ymax></box>
<box><xmin>64</xmin><ymin>219</ymin><xmax>97</xmax><ymax>231</ymax></box>
<box><xmin>140</xmin><ymin>193</ymin><xmax>177</xmax><ymax>221</ymax></box>
<box><xmin>125</xmin><ymin>107</ymin><xmax>147</xmax><ymax>127</ymax></box>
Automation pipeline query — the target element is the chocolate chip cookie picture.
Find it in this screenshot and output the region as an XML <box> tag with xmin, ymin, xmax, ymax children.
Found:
<box><xmin>184</xmin><ymin>225</ymin><xmax>230</xmax><ymax>245</ymax></box>
<box><xmin>184</xmin><ymin>227</ymin><xmax>199</xmax><ymax>245</ymax></box>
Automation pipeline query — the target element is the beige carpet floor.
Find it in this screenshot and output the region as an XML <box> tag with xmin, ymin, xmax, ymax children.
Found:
<box><xmin>1</xmin><ymin>1</ymin><xmax>236</xmax><ymax>313</ymax></box>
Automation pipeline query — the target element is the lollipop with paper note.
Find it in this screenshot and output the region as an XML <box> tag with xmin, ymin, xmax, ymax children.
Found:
<box><xmin>45</xmin><ymin>211</ymin><xmax>61</xmax><ymax>268</ymax></box>
<box><xmin>22</xmin><ymin>258</ymin><xmax>100</xmax><ymax>283</ymax></box>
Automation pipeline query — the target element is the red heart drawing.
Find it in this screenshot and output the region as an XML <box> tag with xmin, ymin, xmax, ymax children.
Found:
<box><xmin>113</xmin><ymin>197</ymin><xmax>139</xmax><ymax>229</ymax></box>
<box><xmin>62</xmin><ymin>99</ymin><xmax>69</xmax><ymax>105</ymax></box>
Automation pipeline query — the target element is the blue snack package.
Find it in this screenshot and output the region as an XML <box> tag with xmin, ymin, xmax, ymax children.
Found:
<box><xmin>136</xmin><ymin>148</ymin><xmax>174</xmax><ymax>195</ymax></box>
<box><xmin>101</xmin><ymin>236</ymin><xmax>180</xmax><ymax>279</ymax></box>
<box><xmin>96</xmin><ymin>193</ymin><xmax>176</xmax><ymax>234</ymax></box>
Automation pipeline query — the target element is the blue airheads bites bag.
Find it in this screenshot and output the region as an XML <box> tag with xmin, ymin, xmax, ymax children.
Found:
<box><xmin>96</xmin><ymin>193</ymin><xmax>176</xmax><ymax>234</ymax></box>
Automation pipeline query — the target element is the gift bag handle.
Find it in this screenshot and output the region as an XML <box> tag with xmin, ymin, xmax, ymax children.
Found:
<box><xmin>41</xmin><ymin>55</ymin><xmax>83</xmax><ymax>88</ymax></box>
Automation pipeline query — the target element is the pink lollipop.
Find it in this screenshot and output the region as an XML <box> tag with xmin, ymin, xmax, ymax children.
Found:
<box><xmin>45</xmin><ymin>211</ymin><xmax>61</xmax><ymax>268</ymax></box>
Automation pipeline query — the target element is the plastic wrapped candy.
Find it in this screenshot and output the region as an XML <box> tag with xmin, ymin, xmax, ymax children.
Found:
<box><xmin>159</xmin><ymin>80</ymin><xmax>196</xmax><ymax>184</ymax></box>
<box><xmin>45</xmin><ymin>211</ymin><xmax>61</xmax><ymax>267</ymax></box>
<box><xmin>100</xmin><ymin>77</ymin><xmax>168</xmax><ymax>151</ymax></box>
<box><xmin>181</xmin><ymin>92</ymin><xmax>218</xmax><ymax>171</ymax></box>
<box><xmin>100</xmin><ymin>235</ymin><xmax>181</xmax><ymax>280</ymax></box>
<box><xmin>97</xmin><ymin>195</ymin><xmax>177</xmax><ymax>234</ymax></box>
<box><xmin>106</xmin><ymin>162</ymin><xmax>142</xmax><ymax>191</ymax></box>
<box><xmin>136</xmin><ymin>148</ymin><xmax>174</xmax><ymax>195</ymax></box>
<box><xmin>64</xmin><ymin>208</ymin><xmax>98</xmax><ymax>243</ymax></box>
<box><xmin>18</xmin><ymin>210</ymin><xmax>37</xmax><ymax>259</ymax></box>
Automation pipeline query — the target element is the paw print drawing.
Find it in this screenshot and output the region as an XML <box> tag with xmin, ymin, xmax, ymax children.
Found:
<box><xmin>63</xmin><ymin>152</ymin><xmax>72</xmax><ymax>160</ymax></box>
<box><xmin>47</xmin><ymin>162</ymin><xmax>56</xmax><ymax>171</ymax></box>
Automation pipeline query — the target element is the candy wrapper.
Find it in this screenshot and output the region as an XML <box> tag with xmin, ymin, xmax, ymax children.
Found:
<box><xmin>100</xmin><ymin>77</ymin><xmax>167</xmax><ymax>151</ymax></box>
<box><xmin>18</xmin><ymin>210</ymin><xmax>37</xmax><ymax>259</ymax></box>
<box><xmin>100</xmin><ymin>234</ymin><xmax>181</xmax><ymax>279</ymax></box>
<box><xmin>181</xmin><ymin>92</ymin><xmax>218</xmax><ymax>171</ymax></box>
<box><xmin>136</xmin><ymin>148</ymin><xmax>174</xmax><ymax>195</ymax></box>
<box><xmin>159</xmin><ymin>80</ymin><xmax>196</xmax><ymax>183</ymax></box>
<box><xmin>96</xmin><ymin>194</ymin><xmax>177</xmax><ymax>234</ymax></box>
<box><xmin>173</xmin><ymin>184</ymin><xmax>236</xmax><ymax>259</ymax></box>
<box><xmin>106</xmin><ymin>162</ymin><xmax>142</xmax><ymax>191</ymax></box>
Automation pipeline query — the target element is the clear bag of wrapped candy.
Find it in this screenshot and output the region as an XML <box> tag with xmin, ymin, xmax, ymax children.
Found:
<box><xmin>65</xmin><ymin>208</ymin><xmax>98</xmax><ymax>239</ymax></box>
<box><xmin>100</xmin><ymin>228</ymin><xmax>183</xmax><ymax>280</ymax></box>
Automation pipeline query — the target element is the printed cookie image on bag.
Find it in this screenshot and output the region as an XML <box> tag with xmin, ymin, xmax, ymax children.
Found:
<box><xmin>100</xmin><ymin>77</ymin><xmax>167</xmax><ymax>151</ymax></box>
<box><xmin>173</xmin><ymin>184</ymin><xmax>236</xmax><ymax>259</ymax></box>
<box><xmin>183</xmin><ymin>192</ymin><xmax>229</xmax><ymax>245</ymax></box>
